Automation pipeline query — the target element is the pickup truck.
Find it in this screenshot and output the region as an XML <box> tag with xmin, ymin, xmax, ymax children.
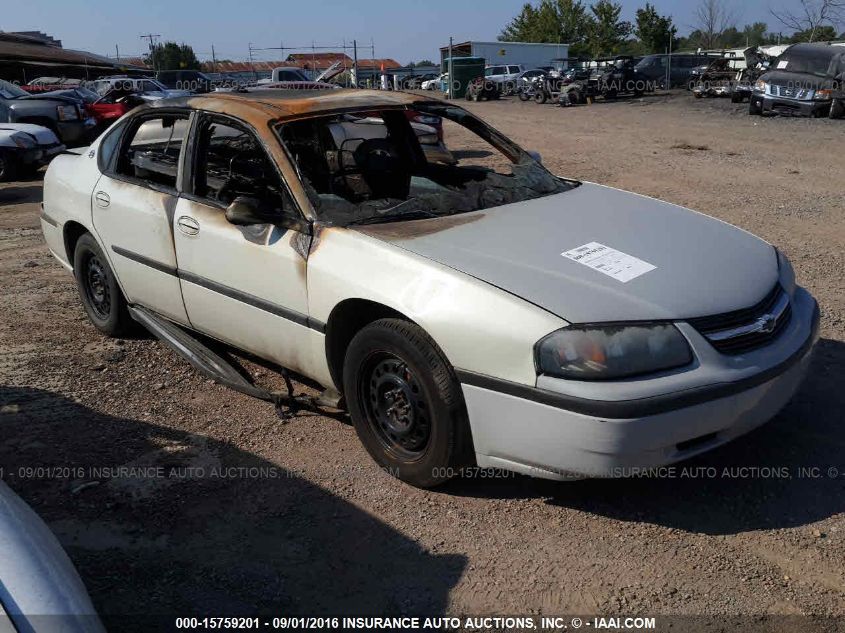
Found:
<box><xmin>0</xmin><ymin>79</ymin><xmax>95</xmax><ymax>146</ymax></box>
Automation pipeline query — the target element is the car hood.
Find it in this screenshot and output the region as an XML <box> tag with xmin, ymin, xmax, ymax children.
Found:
<box><xmin>357</xmin><ymin>182</ymin><xmax>778</xmax><ymax>323</ymax></box>
<box><xmin>760</xmin><ymin>69</ymin><xmax>834</xmax><ymax>88</ymax></box>
<box><xmin>20</xmin><ymin>91</ymin><xmax>81</xmax><ymax>105</ymax></box>
<box><xmin>0</xmin><ymin>122</ymin><xmax>60</xmax><ymax>145</ymax></box>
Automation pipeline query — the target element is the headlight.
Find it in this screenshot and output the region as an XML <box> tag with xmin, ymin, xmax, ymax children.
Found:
<box><xmin>56</xmin><ymin>104</ymin><xmax>79</xmax><ymax>120</ymax></box>
<box><xmin>815</xmin><ymin>89</ymin><xmax>832</xmax><ymax>101</ymax></box>
<box><xmin>776</xmin><ymin>248</ymin><xmax>796</xmax><ymax>294</ymax></box>
<box><xmin>536</xmin><ymin>324</ymin><xmax>693</xmax><ymax>380</ymax></box>
<box><xmin>754</xmin><ymin>79</ymin><xmax>768</xmax><ymax>93</ymax></box>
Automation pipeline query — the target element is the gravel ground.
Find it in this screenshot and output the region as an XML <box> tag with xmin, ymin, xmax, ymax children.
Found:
<box><xmin>0</xmin><ymin>91</ymin><xmax>843</xmax><ymax>630</ymax></box>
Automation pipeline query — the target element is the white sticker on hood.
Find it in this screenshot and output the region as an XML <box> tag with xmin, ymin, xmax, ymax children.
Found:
<box><xmin>562</xmin><ymin>242</ymin><xmax>656</xmax><ymax>283</ymax></box>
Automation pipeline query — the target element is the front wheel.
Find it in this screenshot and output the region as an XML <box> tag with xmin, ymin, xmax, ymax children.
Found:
<box><xmin>0</xmin><ymin>150</ymin><xmax>18</xmax><ymax>182</ymax></box>
<box><xmin>73</xmin><ymin>233</ymin><xmax>134</xmax><ymax>337</ymax></box>
<box><xmin>749</xmin><ymin>99</ymin><xmax>763</xmax><ymax>116</ymax></box>
<box><xmin>343</xmin><ymin>318</ymin><xmax>474</xmax><ymax>488</ymax></box>
<box><xmin>829</xmin><ymin>98</ymin><xmax>844</xmax><ymax>119</ymax></box>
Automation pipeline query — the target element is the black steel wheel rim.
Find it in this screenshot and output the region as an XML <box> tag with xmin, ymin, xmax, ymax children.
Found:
<box><xmin>360</xmin><ymin>353</ymin><xmax>431</xmax><ymax>460</ymax></box>
<box><xmin>84</xmin><ymin>254</ymin><xmax>111</xmax><ymax>319</ymax></box>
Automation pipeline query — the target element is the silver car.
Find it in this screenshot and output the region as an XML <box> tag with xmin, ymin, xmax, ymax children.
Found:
<box><xmin>40</xmin><ymin>90</ymin><xmax>818</xmax><ymax>487</ymax></box>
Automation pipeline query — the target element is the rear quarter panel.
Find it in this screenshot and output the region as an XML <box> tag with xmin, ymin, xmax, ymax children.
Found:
<box><xmin>41</xmin><ymin>146</ymin><xmax>102</xmax><ymax>268</ymax></box>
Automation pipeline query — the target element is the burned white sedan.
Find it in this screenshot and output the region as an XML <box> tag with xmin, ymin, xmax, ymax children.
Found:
<box><xmin>41</xmin><ymin>90</ymin><xmax>819</xmax><ymax>487</ymax></box>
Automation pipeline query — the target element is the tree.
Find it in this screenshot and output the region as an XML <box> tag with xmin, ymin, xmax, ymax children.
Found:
<box><xmin>146</xmin><ymin>42</ymin><xmax>200</xmax><ymax>71</ymax></box>
<box><xmin>771</xmin><ymin>0</ymin><xmax>845</xmax><ymax>42</ymax></box>
<box><xmin>407</xmin><ymin>60</ymin><xmax>435</xmax><ymax>67</ymax></box>
<box><xmin>499</xmin><ymin>0</ymin><xmax>594</xmax><ymax>55</ymax></box>
<box><xmin>586</xmin><ymin>0</ymin><xmax>632</xmax><ymax>57</ymax></box>
<box><xmin>693</xmin><ymin>0</ymin><xmax>736</xmax><ymax>48</ymax></box>
<box><xmin>790</xmin><ymin>24</ymin><xmax>838</xmax><ymax>41</ymax></box>
<box><xmin>635</xmin><ymin>3</ymin><xmax>677</xmax><ymax>53</ymax></box>
<box><xmin>742</xmin><ymin>22</ymin><xmax>770</xmax><ymax>46</ymax></box>
<box><xmin>500</xmin><ymin>3</ymin><xmax>541</xmax><ymax>41</ymax></box>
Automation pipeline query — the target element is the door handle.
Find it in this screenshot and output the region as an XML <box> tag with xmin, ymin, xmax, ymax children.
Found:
<box><xmin>177</xmin><ymin>215</ymin><xmax>200</xmax><ymax>236</ymax></box>
<box><xmin>94</xmin><ymin>191</ymin><xmax>110</xmax><ymax>208</ymax></box>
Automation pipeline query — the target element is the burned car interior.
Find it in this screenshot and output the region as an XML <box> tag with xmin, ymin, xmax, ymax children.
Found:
<box><xmin>277</xmin><ymin>104</ymin><xmax>574</xmax><ymax>225</ymax></box>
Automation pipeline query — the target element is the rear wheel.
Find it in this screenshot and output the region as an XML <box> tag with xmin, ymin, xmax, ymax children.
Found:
<box><xmin>73</xmin><ymin>233</ymin><xmax>134</xmax><ymax>337</ymax></box>
<box><xmin>343</xmin><ymin>318</ymin><xmax>473</xmax><ymax>488</ymax></box>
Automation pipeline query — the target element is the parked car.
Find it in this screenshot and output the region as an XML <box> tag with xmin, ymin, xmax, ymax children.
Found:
<box><xmin>402</xmin><ymin>73</ymin><xmax>438</xmax><ymax>90</ymax></box>
<box><xmin>0</xmin><ymin>481</ymin><xmax>106</xmax><ymax>632</ymax></box>
<box><xmin>0</xmin><ymin>122</ymin><xmax>65</xmax><ymax>180</ymax></box>
<box><xmin>422</xmin><ymin>73</ymin><xmax>447</xmax><ymax>91</ymax></box>
<box><xmin>41</xmin><ymin>89</ymin><xmax>819</xmax><ymax>488</ymax></box>
<box><xmin>635</xmin><ymin>53</ymin><xmax>722</xmax><ymax>88</ymax></box>
<box><xmin>156</xmin><ymin>69</ymin><xmax>214</xmax><ymax>93</ymax></box>
<box><xmin>484</xmin><ymin>64</ymin><xmax>524</xmax><ymax>94</ymax></box>
<box><xmin>732</xmin><ymin>47</ymin><xmax>775</xmax><ymax>103</ymax></box>
<box><xmin>691</xmin><ymin>57</ymin><xmax>739</xmax><ymax>98</ymax></box>
<box><xmin>749</xmin><ymin>43</ymin><xmax>845</xmax><ymax>118</ymax></box>
<box><xmin>21</xmin><ymin>77</ymin><xmax>84</xmax><ymax>94</ymax></box>
<box><xmin>88</xmin><ymin>77</ymin><xmax>190</xmax><ymax>101</ymax></box>
<box><xmin>0</xmin><ymin>79</ymin><xmax>95</xmax><ymax>146</ymax></box>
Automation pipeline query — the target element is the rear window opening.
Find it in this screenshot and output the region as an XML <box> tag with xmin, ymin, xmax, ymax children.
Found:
<box><xmin>276</xmin><ymin>104</ymin><xmax>575</xmax><ymax>225</ymax></box>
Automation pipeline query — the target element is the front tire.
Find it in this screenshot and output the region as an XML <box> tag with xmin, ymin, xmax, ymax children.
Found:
<box><xmin>343</xmin><ymin>318</ymin><xmax>473</xmax><ymax>488</ymax></box>
<box><xmin>73</xmin><ymin>233</ymin><xmax>133</xmax><ymax>337</ymax></box>
<box><xmin>829</xmin><ymin>98</ymin><xmax>844</xmax><ymax>119</ymax></box>
<box><xmin>0</xmin><ymin>150</ymin><xmax>18</xmax><ymax>182</ymax></box>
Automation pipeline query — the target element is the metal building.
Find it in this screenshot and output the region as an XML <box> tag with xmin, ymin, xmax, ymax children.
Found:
<box><xmin>439</xmin><ymin>41</ymin><xmax>570</xmax><ymax>70</ymax></box>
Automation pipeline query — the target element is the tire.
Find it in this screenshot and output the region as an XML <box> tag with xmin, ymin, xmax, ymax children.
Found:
<box><xmin>518</xmin><ymin>90</ymin><xmax>530</xmax><ymax>102</ymax></box>
<box><xmin>749</xmin><ymin>99</ymin><xmax>762</xmax><ymax>116</ymax></box>
<box><xmin>343</xmin><ymin>318</ymin><xmax>474</xmax><ymax>488</ymax></box>
<box><xmin>829</xmin><ymin>98</ymin><xmax>845</xmax><ymax>119</ymax></box>
<box><xmin>534</xmin><ymin>91</ymin><xmax>548</xmax><ymax>104</ymax></box>
<box><xmin>73</xmin><ymin>233</ymin><xmax>133</xmax><ymax>337</ymax></box>
<box><xmin>0</xmin><ymin>150</ymin><xmax>18</xmax><ymax>182</ymax></box>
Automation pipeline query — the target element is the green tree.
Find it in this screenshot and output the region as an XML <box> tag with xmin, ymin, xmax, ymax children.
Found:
<box><xmin>146</xmin><ymin>42</ymin><xmax>200</xmax><ymax>71</ymax></box>
<box><xmin>790</xmin><ymin>25</ymin><xmax>838</xmax><ymax>41</ymax></box>
<box><xmin>635</xmin><ymin>2</ymin><xmax>677</xmax><ymax>53</ymax></box>
<box><xmin>742</xmin><ymin>22</ymin><xmax>770</xmax><ymax>46</ymax></box>
<box><xmin>500</xmin><ymin>3</ymin><xmax>540</xmax><ymax>41</ymax></box>
<box><xmin>499</xmin><ymin>0</ymin><xmax>592</xmax><ymax>55</ymax></box>
<box><xmin>586</xmin><ymin>0</ymin><xmax>632</xmax><ymax>57</ymax></box>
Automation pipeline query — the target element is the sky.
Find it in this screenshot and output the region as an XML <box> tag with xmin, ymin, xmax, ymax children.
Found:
<box><xmin>6</xmin><ymin>0</ymin><xmax>779</xmax><ymax>64</ymax></box>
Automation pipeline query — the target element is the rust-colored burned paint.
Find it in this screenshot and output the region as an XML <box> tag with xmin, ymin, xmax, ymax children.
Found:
<box><xmin>355</xmin><ymin>212</ymin><xmax>485</xmax><ymax>241</ymax></box>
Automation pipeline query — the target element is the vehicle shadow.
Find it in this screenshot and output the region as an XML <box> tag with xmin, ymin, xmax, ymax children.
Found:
<box><xmin>445</xmin><ymin>337</ymin><xmax>845</xmax><ymax>536</ymax></box>
<box><xmin>0</xmin><ymin>182</ymin><xmax>43</xmax><ymax>204</ymax></box>
<box><xmin>0</xmin><ymin>386</ymin><xmax>465</xmax><ymax>629</ymax></box>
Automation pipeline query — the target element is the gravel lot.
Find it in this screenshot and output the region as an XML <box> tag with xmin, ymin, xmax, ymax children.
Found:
<box><xmin>1</xmin><ymin>91</ymin><xmax>843</xmax><ymax>630</ymax></box>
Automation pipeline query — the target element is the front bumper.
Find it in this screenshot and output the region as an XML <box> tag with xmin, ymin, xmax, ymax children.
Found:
<box><xmin>460</xmin><ymin>290</ymin><xmax>820</xmax><ymax>480</ymax></box>
<box><xmin>752</xmin><ymin>93</ymin><xmax>831</xmax><ymax>117</ymax></box>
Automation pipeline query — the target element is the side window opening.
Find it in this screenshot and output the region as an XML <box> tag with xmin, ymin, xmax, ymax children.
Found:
<box><xmin>193</xmin><ymin>118</ymin><xmax>294</xmax><ymax>216</ymax></box>
<box><xmin>115</xmin><ymin>114</ymin><xmax>188</xmax><ymax>190</ymax></box>
<box><xmin>97</xmin><ymin>119</ymin><xmax>127</xmax><ymax>172</ymax></box>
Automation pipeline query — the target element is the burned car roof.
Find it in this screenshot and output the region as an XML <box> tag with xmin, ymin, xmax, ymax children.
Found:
<box><xmin>147</xmin><ymin>89</ymin><xmax>434</xmax><ymax>123</ymax></box>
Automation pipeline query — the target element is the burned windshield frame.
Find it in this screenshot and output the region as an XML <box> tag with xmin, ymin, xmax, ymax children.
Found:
<box><xmin>274</xmin><ymin>102</ymin><xmax>578</xmax><ymax>226</ymax></box>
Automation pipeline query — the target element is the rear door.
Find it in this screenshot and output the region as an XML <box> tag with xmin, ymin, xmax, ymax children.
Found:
<box><xmin>172</xmin><ymin>113</ymin><xmax>315</xmax><ymax>374</ymax></box>
<box><xmin>92</xmin><ymin>109</ymin><xmax>190</xmax><ymax>323</ymax></box>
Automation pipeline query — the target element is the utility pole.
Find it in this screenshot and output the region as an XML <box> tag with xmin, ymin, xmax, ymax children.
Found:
<box><xmin>352</xmin><ymin>39</ymin><xmax>359</xmax><ymax>88</ymax></box>
<box><xmin>140</xmin><ymin>33</ymin><xmax>160</xmax><ymax>71</ymax></box>
<box><xmin>115</xmin><ymin>44</ymin><xmax>119</xmax><ymax>62</ymax></box>
<box><xmin>211</xmin><ymin>43</ymin><xmax>217</xmax><ymax>72</ymax></box>
<box><xmin>448</xmin><ymin>36</ymin><xmax>453</xmax><ymax>99</ymax></box>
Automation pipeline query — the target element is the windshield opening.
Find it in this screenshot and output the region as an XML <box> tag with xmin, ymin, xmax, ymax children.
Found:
<box><xmin>276</xmin><ymin>103</ymin><xmax>576</xmax><ymax>225</ymax></box>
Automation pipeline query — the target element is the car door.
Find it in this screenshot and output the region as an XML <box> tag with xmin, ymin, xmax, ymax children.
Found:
<box><xmin>92</xmin><ymin>109</ymin><xmax>191</xmax><ymax>324</ymax></box>
<box><xmin>172</xmin><ymin>112</ymin><xmax>314</xmax><ymax>375</ymax></box>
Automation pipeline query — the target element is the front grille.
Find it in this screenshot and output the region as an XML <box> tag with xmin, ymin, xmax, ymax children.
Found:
<box><xmin>688</xmin><ymin>285</ymin><xmax>792</xmax><ymax>355</ymax></box>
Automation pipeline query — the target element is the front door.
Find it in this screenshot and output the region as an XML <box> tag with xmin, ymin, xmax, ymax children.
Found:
<box><xmin>172</xmin><ymin>113</ymin><xmax>314</xmax><ymax>375</ymax></box>
<box><xmin>92</xmin><ymin>111</ymin><xmax>190</xmax><ymax>324</ymax></box>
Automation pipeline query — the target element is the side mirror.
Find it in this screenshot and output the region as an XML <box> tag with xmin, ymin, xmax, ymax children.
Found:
<box><xmin>527</xmin><ymin>150</ymin><xmax>543</xmax><ymax>164</ymax></box>
<box><xmin>225</xmin><ymin>196</ymin><xmax>276</xmax><ymax>226</ymax></box>
<box><xmin>224</xmin><ymin>196</ymin><xmax>312</xmax><ymax>234</ymax></box>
